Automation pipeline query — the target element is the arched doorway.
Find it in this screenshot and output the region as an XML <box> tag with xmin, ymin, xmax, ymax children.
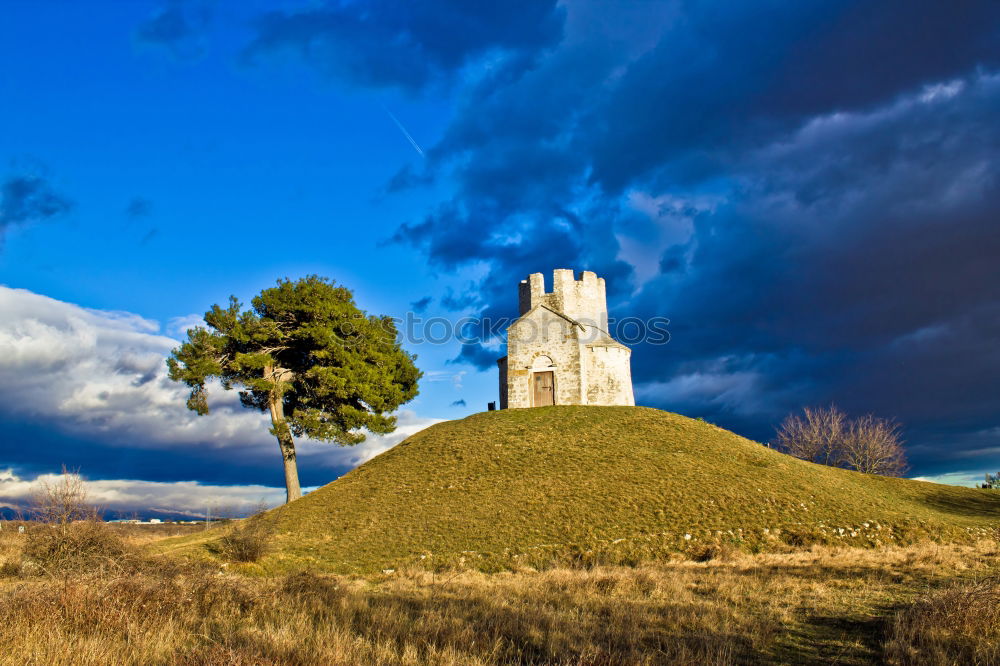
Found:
<box><xmin>531</xmin><ymin>355</ymin><xmax>556</xmax><ymax>407</ymax></box>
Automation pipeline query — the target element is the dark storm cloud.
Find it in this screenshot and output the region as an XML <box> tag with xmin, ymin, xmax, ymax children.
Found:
<box><xmin>583</xmin><ymin>0</ymin><xmax>1000</xmax><ymax>191</ymax></box>
<box><xmin>245</xmin><ymin>0</ymin><xmax>566</xmax><ymax>92</ymax></box>
<box><xmin>135</xmin><ymin>0</ymin><xmax>210</xmax><ymax>60</ymax></box>
<box><xmin>632</xmin><ymin>75</ymin><xmax>1000</xmax><ymax>362</ymax></box>
<box><xmin>625</xmin><ymin>73</ymin><xmax>1000</xmax><ymax>474</ymax></box>
<box><xmin>450</xmin><ymin>342</ymin><xmax>503</xmax><ymax>370</ymax></box>
<box><xmin>440</xmin><ymin>285</ymin><xmax>479</xmax><ymax>311</ymax></box>
<box><xmin>0</xmin><ymin>173</ymin><xmax>72</xmax><ymax>240</ymax></box>
<box><xmin>125</xmin><ymin>197</ymin><xmax>152</xmax><ymax>219</ymax></box>
<box><xmin>410</xmin><ymin>296</ymin><xmax>432</xmax><ymax>313</ymax></box>
<box><xmin>393</xmin><ymin>200</ymin><xmax>634</xmax><ymax>330</ymax></box>
<box><xmin>251</xmin><ymin>1</ymin><xmax>1000</xmax><ymax>477</ymax></box>
<box><xmin>0</xmin><ymin>420</ymin><xmax>279</xmax><ymax>487</ymax></box>
<box><xmin>139</xmin><ymin>228</ymin><xmax>159</xmax><ymax>245</ymax></box>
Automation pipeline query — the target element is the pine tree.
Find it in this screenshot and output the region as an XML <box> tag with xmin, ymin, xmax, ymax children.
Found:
<box><xmin>167</xmin><ymin>276</ymin><xmax>421</xmax><ymax>502</ymax></box>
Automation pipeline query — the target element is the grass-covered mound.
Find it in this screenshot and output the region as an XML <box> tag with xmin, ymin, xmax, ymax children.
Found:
<box><xmin>162</xmin><ymin>406</ymin><xmax>1000</xmax><ymax>572</ymax></box>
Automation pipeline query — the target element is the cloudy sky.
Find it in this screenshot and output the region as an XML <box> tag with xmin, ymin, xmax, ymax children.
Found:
<box><xmin>1</xmin><ymin>1</ymin><xmax>998</xmax><ymax>513</ymax></box>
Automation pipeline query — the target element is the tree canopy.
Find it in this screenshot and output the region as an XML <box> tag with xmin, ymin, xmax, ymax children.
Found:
<box><xmin>167</xmin><ymin>276</ymin><xmax>421</xmax><ymax>502</ymax></box>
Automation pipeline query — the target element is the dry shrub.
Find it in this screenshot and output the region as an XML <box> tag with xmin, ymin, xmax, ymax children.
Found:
<box><xmin>22</xmin><ymin>520</ymin><xmax>131</xmax><ymax>574</ymax></box>
<box><xmin>688</xmin><ymin>541</ymin><xmax>740</xmax><ymax>562</ymax></box>
<box><xmin>884</xmin><ymin>577</ymin><xmax>1000</xmax><ymax>665</ymax></box>
<box><xmin>29</xmin><ymin>467</ymin><xmax>96</xmax><ymax>524</ymax></box>
<box><xmin>0</xmin><ymin>560</ymin><xmax>21</xmax><ymax>578</ymax></box>
<box><xmin>216</xmin><ymin>516</ymin><xmax>273</xmax><ymax>563</ymax></box>
<box><xmin>281</xmin><ymin>570</ymin><xmax>346</xmax><ymax>609</ymax></box>
<box><xmin>18</xmin><ymin>470</ymin><xmax>137</xmax><ymax>574</ymax></box>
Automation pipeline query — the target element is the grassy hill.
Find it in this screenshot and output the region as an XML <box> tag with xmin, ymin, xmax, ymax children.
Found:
<box><xmin>161</xmin><ymin>406</ymin><xmax>1000</xmax><ymax>573</ymax></box>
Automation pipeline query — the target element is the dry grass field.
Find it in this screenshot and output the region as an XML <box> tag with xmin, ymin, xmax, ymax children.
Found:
<box><xmin>5</xmin><ymin>408</ymin><xmax>999</xmax><ymax>664</ymax></box>
<box><xmin>1</xmin><ymin>520</ymin><xmax>999</xmax><ymax>665</ymax></box>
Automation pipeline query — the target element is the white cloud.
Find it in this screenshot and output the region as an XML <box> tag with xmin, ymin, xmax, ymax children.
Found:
<box><xmin>321</xmin><ymin>409</ymin><xmax>441</xmax><ymax>467</ymax></box>
<box><xmin>166</xmin><ymin>313</ymin><xmax>205</xmax><ymax>336</ymax></box>
<box><xmin>911</xmin><ymin>471</ymin><xmax>988</xmax><ymax>488</ymax></box>
<box><xmin>0</xmin><ymin>286</ymin><xmax>440</xmax><ymax>481</ymax></box>
<box><xmin>0</xmin><ymin>468</ymin><xmax>289</xmax><ymax>517</ymax></box>
<box><xmin>0</xmin><ymin>285</ymin><xmax>272</xmax><ymax>450</ymax></box>
<box><xmin>919</xmin><ymin>79</ymin><xmax>965</xmax><ymax>104</ymax></box>
<box><xmin>424</xmin><ymin>369</ymin><xmax>467</xmax><ymax>390</ymax></box>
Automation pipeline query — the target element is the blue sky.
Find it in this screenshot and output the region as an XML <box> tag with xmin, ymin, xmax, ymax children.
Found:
<box><xmin>1</xmin><ymin>0</ymin><xmax>486</xmax><ymax>409</ymax></box>
<box><xmin>1</xmin><ymin>0</ymin><xmax>999</xmax><ymax>514</ymax></box>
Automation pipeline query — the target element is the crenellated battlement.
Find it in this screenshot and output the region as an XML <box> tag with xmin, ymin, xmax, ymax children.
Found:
<box><xmin>518</xmin><ymin>269</ymin><xmax>609</xmax><ymax>330</ymax></box>
<box><xmin>502</xmin><ymin>268</ymin><xmax>632</xmax><ymax>409</ymax></box>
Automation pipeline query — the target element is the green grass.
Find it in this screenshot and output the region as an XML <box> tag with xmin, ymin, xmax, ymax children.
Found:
<box><xmin>159</xmin><ymin>406</ymin><xmax>1000</xmax><ymax>573</ymax></box>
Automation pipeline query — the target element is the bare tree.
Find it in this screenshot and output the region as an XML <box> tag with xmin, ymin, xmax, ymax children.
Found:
<box><xmin>839</xmin><ymin>415</ymin><xmax>909</xmax><ymax>477</ymax></box>
<box><xmin>776</xmin><ymin>406</ymin><xmax>909</xmax><ymax>477</ymax></box>
<box><xmin>23</xmin><ymin>468</ymin><xmax>127</xmax><ymax>574</ymax></box>
<box><xmin>30</xmin><ymin>466</ymin><xmax>96</xmax><ymax>528</ymax></box>
<box><xmin>774</xmin><ymin>405</ymin><xmax>846</xmax><ymax>465</ymax></box>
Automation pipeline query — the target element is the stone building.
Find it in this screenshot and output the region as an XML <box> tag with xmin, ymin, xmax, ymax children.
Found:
<box><xmin>497</xmin><ymin>269</ymin><xmax>635</xmax><ymax>409</ymax></box>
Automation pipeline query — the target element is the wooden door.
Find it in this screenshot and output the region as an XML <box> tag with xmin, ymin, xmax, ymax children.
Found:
<box><xmin>533</xmin><ymin>371</ymin><xmax>554</xmax><ymax>406</ymax></box>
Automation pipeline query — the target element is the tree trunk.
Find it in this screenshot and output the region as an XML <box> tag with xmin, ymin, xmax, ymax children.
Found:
<box><xmin>267</xmin><ymin>391</ymin><xmax>302</xmax><ymax>503</ymax></box>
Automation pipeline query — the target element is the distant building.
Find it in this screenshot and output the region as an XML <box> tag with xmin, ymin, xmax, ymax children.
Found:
<box><xmin>497</xmin><ymin>269</ymin><xmax>635</xmax><ymax>409</ymax></box>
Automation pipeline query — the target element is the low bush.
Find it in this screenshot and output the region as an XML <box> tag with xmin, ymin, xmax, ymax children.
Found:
<box><xmin>0</xmin><ymin>560</ymin><xmax>21</xmax><ymax>578</ymax></box>
<box><xmin>884</xmin><ymin>577</ymin><xmax>1000</xmax><ymax>665</ymax></box>
<box><xmin>688</xmin><ymin>541</ymin><xmax>741</xmax><ymax>563</ymax></box>
<box><xmin>216</xmin><ymin>517</ymin><xmax>273</xmax><ymax>563</ymax></box>
<box><xmin>22</xmin><ymin>520</ymin><xmax>131</xmax><ymax>574</ymax></box>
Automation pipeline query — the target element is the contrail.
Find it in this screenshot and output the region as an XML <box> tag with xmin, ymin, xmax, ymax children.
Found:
<box><xmin>383</xmin><ymin>106</ymin><xmax>425</xmax><ymax>158</ymax></box>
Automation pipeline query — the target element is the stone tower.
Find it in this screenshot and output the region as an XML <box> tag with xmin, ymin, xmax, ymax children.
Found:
<box><xmin>497</xmin><ymin>269</ymin><xmax>635</xmax><ymax>409</ymax></box>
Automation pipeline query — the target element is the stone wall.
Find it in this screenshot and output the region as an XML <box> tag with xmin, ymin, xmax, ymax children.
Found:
<box><xmin>504</xmin><ymin>309</ymin><xmax>583</xmax><ymax>408</ymax></box>
<box><xmin>584</xmin><ymin>343</ymin><xmax>635</xmax><ymax>406</ymax></box>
